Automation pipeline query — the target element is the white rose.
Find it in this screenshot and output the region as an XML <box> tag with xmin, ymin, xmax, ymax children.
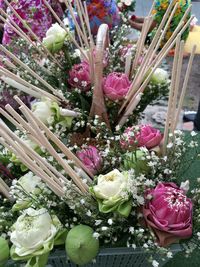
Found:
<box><xmin>151</xmin><ymin>68</ymin><xmax>169</xmax><ymax>84</ymax></box>
<box><xmin>43</xmin><ymin>23</ymin><xmax>67</xmax><ymax>53</ymax></box>
<box><xmin>31</xmin><ymin>99</ymin><xmax>54</xmax><ymax>125</ymax></box>
<box><xmin>10</xmin><ymin>208</ymin><xmax>60</xmax><ymax>257</ymax></box>
<box><xmin>18</xmin><ymin>172</ymin><xmax>42</xmax><ymax>194</ymax></box>
<box><xmin>93</xmin><ymin>169</ymin><xmax>128</xmax><ymax>200</ymax></box>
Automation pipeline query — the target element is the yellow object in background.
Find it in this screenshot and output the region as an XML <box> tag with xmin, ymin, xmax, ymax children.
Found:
<box><xmin>184</xmin><ymin>25</ymin><xmax>200</xmax><ymax>54</ymax></box>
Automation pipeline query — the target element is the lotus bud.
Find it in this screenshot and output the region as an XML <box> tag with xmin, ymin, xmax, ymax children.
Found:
<box><xmin>65</xmin><ymin>225</ymin><xmax>99</xmax><ymax>265</ymax></box>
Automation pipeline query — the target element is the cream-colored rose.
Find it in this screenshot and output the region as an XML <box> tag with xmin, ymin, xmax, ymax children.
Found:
<box><xmin>151</xmin><ymin>68</ymin><xmax>169</xmax><ymax>84</ymax></box>
<box><xmin>10</xmin><ymin>208</ymin><xmax>60</xmax><ymax>257</ymax></box>
<box><xmin>93</xmin><ymin>169</ymin><xmax>128</xmax><ymax>200</ymax></box>
<box><xmin>18</xmin><ymin>172</ymin><xmax>42</xmax><ymax>194</ymax></box>
<box><xmin>31</xmin><ymin>99</ymin><xmax>54</xmax><ymax>125</ymax></box>
<box><xmin>43</xmin><ymin>23</ymin><xmax>67</xmax><ymax>53</ymax></box>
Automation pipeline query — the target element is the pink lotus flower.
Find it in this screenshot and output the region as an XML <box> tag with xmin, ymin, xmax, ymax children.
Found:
<box><xmin>68</xmin><ymin>62</ymin><xmax>91</xmax><ymax>92</ymax></box>
<box><xmin>77</xmin><ymin>146</ymin><xmax>102</xmax><ymax>175</ymax></box>
<box><xmin>143</xmin><ymin>183</ymin><xmax>193</xmax><ymax>247</ymax></box>
<box><xmin>103</xmin><ymin>72</ymin><xmax>131</xmax><ymax>101</ymax></box>
<box><xmin>120</xmin><ymin>125</ymin><xmax>162</xmax><ymax>149</ymax></box>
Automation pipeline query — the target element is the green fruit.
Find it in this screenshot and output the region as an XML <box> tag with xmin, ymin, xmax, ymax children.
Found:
<box><xmin>65</xmin><ymin>225</ymin><xmax>99</xmax><ymax>265</ymax></box>
<box><xmin>123</xmin><ymin>150</ymin><xmax>150</xmax><ymax>175</ymax></box>
<box><xmin>0</xmin><ymin>237</ymin><xmax>9</xmax><ymax>266</ymax></box>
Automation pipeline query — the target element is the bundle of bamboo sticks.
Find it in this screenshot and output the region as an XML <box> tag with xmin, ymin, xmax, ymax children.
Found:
<box><xmin>0</xmin><ymin>96</ymin><xmax>95</xmax><ymax>198</ymax></box>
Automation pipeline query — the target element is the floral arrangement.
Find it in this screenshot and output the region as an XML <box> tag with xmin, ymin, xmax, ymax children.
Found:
<box><xmin>0</xmin><ymin>1</ymin><xmax>198</xmax><ymax>267</ymax></box>
<box><xmin>117</xmin><ymin>0</ymin><xmax>136</xmax><ymax>22</ymax></box>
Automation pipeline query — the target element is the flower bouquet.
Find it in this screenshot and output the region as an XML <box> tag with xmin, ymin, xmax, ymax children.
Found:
<box><xmin>117</xmin><ymin>0</ymin><xmax>136</xmax><ymax>23</ymax></box>
<box><xmin>0</xmin><ymin>1</ymin><xmax>199</xmax><ymax>267</ymax></box>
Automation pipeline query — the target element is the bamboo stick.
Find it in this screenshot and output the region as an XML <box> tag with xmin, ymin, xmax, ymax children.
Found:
<box><xmin>118</xmin><ymin>93</ymin><xmax>142</xmax><ymax>127</ymax></box>
<box><xmin>0</xmin><ymin>66</ymin><xmax>59</xmax><ymax>101</ymax></box>
<box><xmin>83</xmin><ymin>1</ymin><xmax>95</xmax><ymax>48</ymax></box>
<box><xmin>17</xmin><ymin>105</ymin><xmax>88</xmax><ymax>193</ymax></box>
<box><xmin>64</xmin><ymin>0</ymin><xmax>87</xmax><ymax>48</ymax></box>
<box><xmin>0</xmin><ymin>45</ymin><xmax>66</xmax><ymax>102</ymax></box>
<box><xmin>0</xmin><ymin>128</ymin><xmax>64</xmax><ymax>197</ymax></box>
<box><xmin>0</xmin><ymin>178</ymin><xmax>11</xmax><ymax>199</ymax></box>
<box><xmin>74</xmin><ymin>0</ymin><xmax>90</xmax><ymax>48</ymax></box>
<box><xmin>147</xmin><ymin>2</ymin><xmax>179</xmax><ymax>66</ymax></box>
<box><xmin>131</xmin><ymin>16</ymin><xmax>153</xmax><ymax>70</ymax></box>
<box><xmin>172</xmin><ymin>45</ymin><xmax>196</xmax><ymax>131</ymax></box>
<box><xmin>120</xmin><ymin>14</ymin><xmax>193</xmax><ymax>118</ymax></box>
<box><xmin>120</xmin><ymin>5</ymin><xmax>177</xmax><ymax>113</ymax></box>
<box><xmin>121</xmin><ymin>34</ymin><xmax>181</xmax><ymax>120</ymax></box>
<box><xmin>125</xmin><ymin>52</ymin><xmax>132</xmax><ymax>77</ymax></box>
<box><xmin>162</xmin><ymin>37</ymin><xmax>181</xmax><ymax>155</ymax></box>
<box><xmin>169</xmin><ymin>40</ymin><xmax>185</xmax><ymax>132</ymax></box>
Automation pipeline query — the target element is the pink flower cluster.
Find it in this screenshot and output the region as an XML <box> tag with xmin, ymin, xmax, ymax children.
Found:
<box><xmin>77</xmin><ymin>146</ymin><xmax>102</xmax><ymax>175</ymax></box>
<box><xmin>120</xmin><ymin>125</ymin><xmax>162</xmax><ymax>149</ymax></box>
<box><xmin>143</xmin><ymin>183</ymin><xmax>193</xmax><ymax>247</ymax></box>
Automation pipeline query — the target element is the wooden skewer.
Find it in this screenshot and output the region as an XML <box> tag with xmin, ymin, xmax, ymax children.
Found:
<box><xmin>170</xmin><ymin>40</ymin><xmax>185</xmax><ymax>132</ymax></box>
<box><xmin>154</xmin><ymin>11</ymin><xmax>193</xmax><ymax>65</ymax></box>
<box><xmin>74</xmin><ymin>0</ymin><xmax>90</xmax><ymax>48</ymax></box>
<box><xmin>0</xmin><ymin>177</ymin><xmax>11</xmax><ymax>199</ymax></box>
<box><xmin>120</xmin><ymin>0</ymin><xmax>180</xmax><ymax>114</ymax></box>
<box><xmin>17</xmin><ymin>105</ymin><xmax>88</xmax><ymax>193</ymax></box>
<box><xmin>3</xmin><ymin>0</ymin><xmax>63</xmax><ymax>69</ymax></box>
<box><xmin>0</xmin><ymin>55</ymin><xmax>16</xmax><ymax>69</ymax></box>
<box><xmin>121</xmin><ymin>33</ymin><xmax>181</xmax><ymax>120</ymax></box>
<box><xmin>43</xmin><ymin>0</ymin><xmax>88</xmax><ymax>61</ymax></box>
<box><xmin>147</xmin><ymin>2</ymin><xmax>179</xmax><ymax>66</ymax></box>
<box><xmin>0</xmin><ymin>128</ymin><xmax>65</xmax><ymax>197</ymax></box>
<box><xmin>120</xmin><ymin>13</ymin><xmax>193</xmax><ymax>117</ymax></box>
<box><xmin>64</xmin><ymin>0</ymin><xmax>87</xmax><ymax>48</ymax></box>
<box><xmin>0</xmin><ymin>66</ymin><xmax>59</xmax><ymax>101</ymax></box>
<box><xmin>125</xmin><ymin>52</ymin><xmax>132</xmax><ymax>77</ymax></box>
<box><xmin>83</xmin><ymin>1</ymin><xmax>95</xmax><ymax>48</ymax></box>
<box><xmin>4</xmin><ymin>103</ymin><xmax>44</xmax><ymax>148</ymax></box>
<box><xmin>0</xmin><ymin>45</ymin><xmax>66</xmax><ymax>102</ymax></box>
<box><xmin>118</xmin><ymin>93</ymin><xmax>142</xmax><ymax>127</ymax></box>
<box><xmin>0</xmin><ymin>106</ymin><xmax>80</xmax><ymax>190</ymax></box>
<box><xmin>14</xmin><ymin>96</ymin><xmax>93</xmax><ymax>180</ymax></box>
<box><xmin>172</xmin><ymin>45</ymin><xmax>196</xmax><ymax>131</ymax></box>
<box><xmin>0</xmin><ymin>121</ymin><xmax>64</xmax><ymax>187</ymax></box>
<box><xmin>0</xmin><ymin>107</ymin><xmax>25</xmax><ymax>131</ymax></box>
<box><xmin>131</xmin><ymin>16</ymin><xmax>153</xmax><ymax>71</ymax></box>
<box><xmin>162</xmin><ymin>37</ymin><xmax>181</xmax><ymax>155</ymax></box>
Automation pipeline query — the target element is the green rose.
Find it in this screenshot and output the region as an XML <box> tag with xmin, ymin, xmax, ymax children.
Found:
<box><xmin>91</xmin><ymin>169</ymin><xmax>132</xmax><ymax>217</ymax></box>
